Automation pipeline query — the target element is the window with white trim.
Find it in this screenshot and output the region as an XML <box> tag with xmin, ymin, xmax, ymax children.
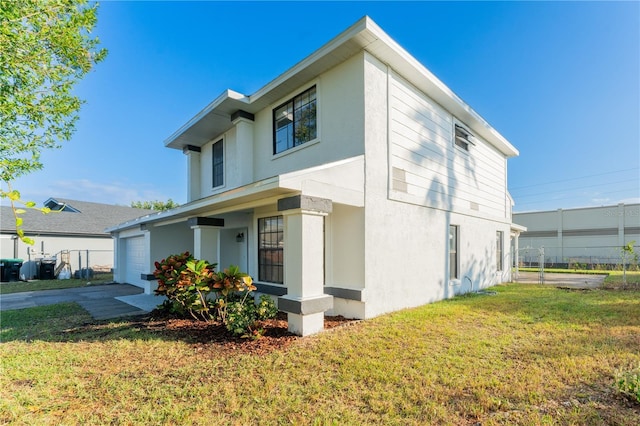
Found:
<box><xmin>212</xmin><ymin>139</ymin><xmax>224</xmax><ymax>188</ymax></box>
<box><xmin>449</xmin><ymin>225</ymin><xmax>459</xmax><ymax>279</ymax></box>
<box><xmin>258</xmin><ymin>216</ymin><xmax>284</xmax><ymax>284</ymax></box>
<box><xmin>273</xmin><ymin>86</ymin><xmax>317</xmax><ymax>154</ymax></box>
<box><xmin>496</xmin><ymin>231</ymin><xmax>504</xmax><ymax>271</ymax></box>
<box><xmin>454</xmin><ymin>124</ymin><xmax>474</xmax><ymax>151</ymax></box>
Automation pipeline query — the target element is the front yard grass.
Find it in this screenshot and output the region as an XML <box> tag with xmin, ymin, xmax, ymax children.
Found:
<box><xmin>1</xmin><ymin>284</ymin><xmax>639</xmax><ymax>425</ymax></box>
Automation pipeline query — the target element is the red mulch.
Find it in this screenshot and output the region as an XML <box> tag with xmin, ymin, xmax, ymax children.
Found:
<box><xmin>139</xmin><ymin>311</ymin><xmax>355</xmax><ymax>356</ymax></box>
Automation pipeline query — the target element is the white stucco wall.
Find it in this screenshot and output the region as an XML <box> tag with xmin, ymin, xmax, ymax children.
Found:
<box><xmin>253</xmin><ymin>53</ymin><xmax>366</xmax><ymax>181</ymax></box>
<box><xmin>189</xmin><ymin>52</ymin><xmax>366</xmax><ymax>203</ymax></box>
<box><xmin>360</xmin><ymin>52</ymin><xmax>512</xmax><ymax>319</ymax></box>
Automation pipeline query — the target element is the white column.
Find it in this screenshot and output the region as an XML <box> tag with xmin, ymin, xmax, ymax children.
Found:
<box><xmin>192</xmin><ymin>226</ymin><xmax>221</xmax><ymax>267</ymax></box>
<box><xmin>183</xmin><ymin>146</ymin><xmax>201</xmax><ymax>202</ymax></box>
<box><xmin>232</xmin><ymin>115</ymin><xmax>254</xmax><ymax>186</ymax></box>
<box><xmin>112</xmin><ymin>232</ymin><xmax>123</xmax><ymax>283</ymax></box>
<box><xmin>277</xmin><ymin>195</ymin><xmax>333</xmax><ymax>336</ymax></box>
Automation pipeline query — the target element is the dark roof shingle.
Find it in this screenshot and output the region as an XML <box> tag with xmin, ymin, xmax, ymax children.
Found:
<box><xmin>0</xmin><ymin>198</ymin><xmax>154</xmax><ymax>236</ymax></box>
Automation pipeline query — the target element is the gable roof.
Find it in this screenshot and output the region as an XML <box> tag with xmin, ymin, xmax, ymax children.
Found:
<box><xmin>164</xmin><ymin>15</ymin><xmax>518</xmax><ymax>158</ymax></box>
<box><xmin>0</xmin><ymin>198</ymin><xmax>154</xmax><ymax>237</ymax></box>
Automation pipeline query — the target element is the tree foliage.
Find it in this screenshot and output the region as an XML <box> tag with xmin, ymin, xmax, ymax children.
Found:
<box><xmin>131</xmin><ymin>199</ymin><xmax>180</xmax><ymax>211</ymax></box>
<box><xmin>0</xmin><ymin>0</ymin><xmax>106</xmax><ymax>243</ymax></box>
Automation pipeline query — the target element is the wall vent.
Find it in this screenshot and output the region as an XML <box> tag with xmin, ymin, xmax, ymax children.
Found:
<box><xmin>392</xmin><ymin>167</ymin><xmax>408</xmax><ymax>193</ymax></box>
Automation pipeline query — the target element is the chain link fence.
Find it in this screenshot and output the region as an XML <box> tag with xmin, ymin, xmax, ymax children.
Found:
<box><xmin>20</xmin><ymin>249</ymin><xmax>113</xmax><ymax>280</ymax></box>
<box><xmin>515</xmin><ymin>245</ymin><xmax>639</xmax><ymax>271</ymax></box>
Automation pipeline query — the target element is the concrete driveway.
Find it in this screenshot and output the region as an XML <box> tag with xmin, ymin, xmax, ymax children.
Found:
<box><xmin>514</xmin><ymin>271</ymin><xmax>606</xmax><ymax>289</ymax></box>
<box><xmin>0</xmin><ymin>283</ymin><xmax>156</xmax><ymax>320</ymax></box>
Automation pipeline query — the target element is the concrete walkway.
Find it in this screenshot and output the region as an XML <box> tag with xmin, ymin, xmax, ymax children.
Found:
<box><xmin>0</xmin><ymin>283</ymin><xmax>161</xmax><ymax>320</ymax></box>
<box><xmin>514</xmin><ymin>271</ymin><xmax>606</xmax><ymax>289</ymax></box>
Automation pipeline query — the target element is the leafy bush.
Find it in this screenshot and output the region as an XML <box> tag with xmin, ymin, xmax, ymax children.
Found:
<box><xmin>255</xmin><ymin>294</ymin><xmax>279</xmax><ymax>320</ymax></box>
<box><xmin>615</xmin><ymin>365</ymin><xmax>640</xmax><ymax>404</ymax></box>
<box><xmin>154</xmin><ymin>254</ymin><xmax>278</xmax><ymax>337</ymax></box>
<box><xmin>211</xmin><ymin>265</ymin><xmax>256</xmax><ymax>323</ymax></box>
<box><xmin>153</xmin><ymin>252</ymin><xmax>216</xmax><ymax>321</ymax></box>
<box><xmin>225</xmin><ymin>294</ymin><xmax>279</xmax><ymax>338</ymax></box>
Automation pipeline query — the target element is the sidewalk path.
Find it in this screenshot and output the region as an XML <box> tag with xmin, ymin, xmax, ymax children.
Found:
<box><xmin>0</xmin><ymin>283</ymin><xmax>153</xmax><ymax>320</ymax></box>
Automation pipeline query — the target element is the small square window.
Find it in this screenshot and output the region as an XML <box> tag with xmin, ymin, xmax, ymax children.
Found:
<box><xmin>454</xmin><ymin>124</ymin><xmax>473</xmax><ymax>151</ymax></box>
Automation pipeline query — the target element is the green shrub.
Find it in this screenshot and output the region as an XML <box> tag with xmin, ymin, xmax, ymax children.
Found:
<box><xmin>154</xmin><ymin>255</ymin><xmax>278</xmax><ymax>337</ymax></box>
<box><xmin>153</xmin><ymin>252</ymin><xmax>216</xmax><ymax>321</ymax></box>
<box><xmin>225</xmin><ymin>295</ymin><xmax>278</xmax><ymax>338</ymax></box>
<box><xmin>255</xmin><ymin>294</ymin><xmax>279</xmax><ymax>320</ymax></box>
<box><xmin>615</xmin><ymin>365</ymin><xmax>640</xmax><ymax>404</ymax></box>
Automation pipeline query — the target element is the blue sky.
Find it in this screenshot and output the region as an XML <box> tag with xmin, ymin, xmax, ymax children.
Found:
<box><xmin>6</xmin><ymin>1</ymin><xmax>639</xmax><ymax>212</ymax></box>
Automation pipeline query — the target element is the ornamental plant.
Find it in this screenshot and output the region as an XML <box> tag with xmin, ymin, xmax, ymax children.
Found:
<box><xmin>615</xmin><ymin>364</ymin><xmax>640</xmax><ymax>404</ymax></box>
<box><xmin>153</xmin><ymin>252</ymin><xmax>217</xmax><ymax>321</ymax></box>
<box><xmin>211</xmin><ymin>265</ymin><xmax>256</xmax><ymax>324</ymax></box>
<box><xmin>154</xmin><ymin>254</ymin><xmax>278</xmax><ymax>337</ymax></box>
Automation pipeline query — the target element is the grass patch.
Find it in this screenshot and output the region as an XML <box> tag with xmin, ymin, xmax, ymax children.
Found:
<box><xmin>1</xmin><ymin>284</ymin><xmax>639</xmax><ymax>425</ymax></box>
<box><xmin>603</xmin><ymin>271</ymin><xmax>640</xmax><ymax>287</ymax></box>
<box><xmin>0</xmin><ymin>275</ymin><xmax>113</xmax><ymax>295</ymax></box>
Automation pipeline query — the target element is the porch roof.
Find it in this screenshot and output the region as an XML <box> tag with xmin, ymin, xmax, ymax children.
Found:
<box><xmin>105</xmin><ymin>176</ymin><xmax>297</xmax><ymax>233</ymax></box>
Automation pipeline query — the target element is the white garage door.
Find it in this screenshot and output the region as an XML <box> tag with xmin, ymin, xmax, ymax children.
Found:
<box><xmin>125</xmin><ymin>236</ymin><xmax>145</xmax><ymax>284</ymax></box>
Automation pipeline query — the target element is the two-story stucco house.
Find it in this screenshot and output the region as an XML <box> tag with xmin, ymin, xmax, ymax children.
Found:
<box><xmin>108</xmin><ymin>17</ymin><xmax>520</xmax><ymax>336</ymax></box>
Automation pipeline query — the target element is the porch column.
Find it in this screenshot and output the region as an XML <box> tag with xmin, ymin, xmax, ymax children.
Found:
<box><xmin>231</xmin><ymin>110</ymin><xmax>254</xmax><ymax>186</ymax></box>
<box><xmin>277</xmin><ymin>195</ymin><xmax>333</xmax><ymax>336</ymax></box>
<box><xmin>188</xmin><ymin>217</ymin><xmax>224</xmax><ymax>267</ymax></box>
<box><xmin>183</xmin><ymin>145</ymin><xmax>201</xmax><ymax>203</ymax></box>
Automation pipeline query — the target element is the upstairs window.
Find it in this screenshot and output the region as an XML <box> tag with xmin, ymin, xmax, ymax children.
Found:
<box><xmin>454</xmin><ymin>124</ymin><xmax>474</xmax><ymax>151</ymax></box>
<box><xmin>212</xmin><ymin>139</ymin><xmax>224</xmax><ymax>188</ymax></box>
<box><xmin>273</xmin><ymin>86</ymin><xmax>317</xmax><ymax>154</ymax></box>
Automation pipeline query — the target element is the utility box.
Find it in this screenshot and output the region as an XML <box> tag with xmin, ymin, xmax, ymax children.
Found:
<box><xmin>0</xmin><ymin>259</ymin><xmax>23</xmax><ymax>282</ymax></box>
<box><xmin>39</xmin><ymin>258</ymin><xmax>56</xmax><ymax>280</ymax></box>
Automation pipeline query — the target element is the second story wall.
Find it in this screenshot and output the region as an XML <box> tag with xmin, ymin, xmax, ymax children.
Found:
<box><xmin>253</xmin><ymin>52</ymin><xmax>366</xmax><ymax>182</ymax></box>
<box><xmin>188</xmin><ymin>53</ymin><xmax>367</xmax><ymax>202</ymax></box>
<box><xmin>387</xmin><ymin>70</ymin><xmax>509</xmax><ymax>220</ymax></box>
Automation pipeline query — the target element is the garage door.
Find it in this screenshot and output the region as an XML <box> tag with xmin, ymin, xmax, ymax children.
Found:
<box><xmin>125</xmin><ymin>236</ymin><xmax>145</xmax><ymax>284</ymax></box>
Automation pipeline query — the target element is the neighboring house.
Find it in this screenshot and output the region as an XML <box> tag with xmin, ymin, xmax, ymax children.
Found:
<box><xmin>107</xmin><ymin>17</ymin><xmax>520</xmax><ymax>336</ymax></box>
<box><xmin>0</xmin><ymin>198</ymin><xmax>153</xmax><ymax>279</ymax></box>
<box><xmin>514</xmin><ymin>203</ymin><xmax>640</xmax><ymax>267</ymax></box>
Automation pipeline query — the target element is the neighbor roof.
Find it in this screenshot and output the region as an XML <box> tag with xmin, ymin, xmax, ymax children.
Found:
<box><xmin>164</xmin><ymin>15</ymin><xmax>518</xmax><ymax>157</ymax></box>
<box><xmin>0</xmin><ymin>198</ymin><xmax>154</xmax><ymax>237</ymax></box>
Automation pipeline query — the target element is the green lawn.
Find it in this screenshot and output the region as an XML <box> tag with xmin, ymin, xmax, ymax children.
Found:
<box><xmin>1</xmin><ymin>284</ymin><xmax>639</xmax><ymax>425</ymax></box>
<box><xmin>0</xmin><ymin>275</ymin><xmax>113</xmax><ymax>295</ymax></box>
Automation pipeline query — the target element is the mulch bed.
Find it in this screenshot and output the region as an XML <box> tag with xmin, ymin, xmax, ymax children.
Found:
<box><xmin>139</xmin><ymin>311</ymin><xmax>355</xmax><ymax>356</ymax></box>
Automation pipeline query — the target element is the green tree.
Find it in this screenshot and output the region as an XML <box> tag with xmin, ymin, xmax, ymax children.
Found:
<box><xmin>131</xmin><ymin>199</ymin><xmax>180</xmax><ymax>211</ymax></box>
<box><xmin>0</xmin><ymin>0</ymin><xmax>106</xmax><ymax>244</ymax></box>
<box><xmin>621</xmin><ymin>240</ymin><xmax>637</xmax><ymax>286</ymax></box>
